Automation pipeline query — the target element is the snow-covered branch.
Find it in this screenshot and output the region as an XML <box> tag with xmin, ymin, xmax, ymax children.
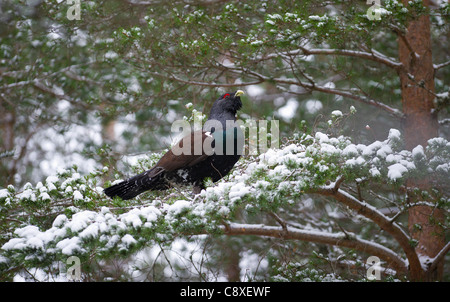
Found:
<box><xmin>212</xmin><ymin>222</ymin><xmax>408</xmax><ymax>274</ymax></box>
<box><xmin>298</xmin><ymin>47</ymin><xmax>403</xmax><ymax>70</ymax></box>
<box><xmin>241</xmin><ymin>69</ymin><xmax>404</xmax><ymax>118</ymax></box>
<box><xmin>146</xmin><ymin>69</ymin><xmax>264</xmax><ymax>87</ymax></box>
<box><xmin>429</xmin><ymin>242</ymin><xmax>450</xmax><ymax>274</ymax></box>
<box><xmin>439</xmin><ymin>118</ymin><xmax>450</xmax><ymax>125</ymax></box>
<box><xmin>434</xmin><ymin>60</ymin><xmax>450</xmax><ymax>70</ymax></box>
<box><xmin>255</xmin><ymin>46</ymin><xmax>403</xmax><ymax>71</ymax></box>
<box><xmin>310</xmin><ymin>186</ymin><xmax>422</xmax><ymax>278</ymax></box>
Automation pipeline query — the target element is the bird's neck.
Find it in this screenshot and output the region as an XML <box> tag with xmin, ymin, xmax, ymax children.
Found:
<box><xmin>207</xmin><ymin>112</ymin><xmax>237</xmax><ymax>130</ymax></box>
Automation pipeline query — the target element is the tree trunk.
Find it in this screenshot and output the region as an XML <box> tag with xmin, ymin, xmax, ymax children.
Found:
<box><xmin>224</xmin><ymin>245</ymin><xmax>241</xmax><ymax>282</ymax></box>
<box><xmin>398</xmin><ymin>0</ymin><xmax>445</xmax><ymax>281</ymax></box>
<box><xmin>0</xmin><ymin>101</ymin><xmax>16</xmax><ymax>187</ymax></box>
<box><xmin>398</xmin><ymin>0</ymin><xmax>438</xmax><ymax>150</ymax></box>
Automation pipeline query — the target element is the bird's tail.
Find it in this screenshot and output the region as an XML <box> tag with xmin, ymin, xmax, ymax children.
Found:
<box><xmin>103</xmin><ymin>168</ymin><xmax>163</xmax><ymax>200</ymax></box>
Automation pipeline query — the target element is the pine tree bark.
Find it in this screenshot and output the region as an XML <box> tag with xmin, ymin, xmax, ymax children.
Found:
<box><xmin>398</xmin><ymin>0</ymin><xmax>445</xmax><ymax>281</ymax></box>
<box><xmin>0</xmin><ymin>100</ymin><xmax>16</xmax><ymax>187</ymax></box>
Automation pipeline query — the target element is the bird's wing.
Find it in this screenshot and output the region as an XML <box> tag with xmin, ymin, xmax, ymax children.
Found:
<box><xmin>155</xmin><ymin>130</ymin><xmax>214</xmax><ymax>172</ymax></box>
<box><xmin>143</xmin><ymin>166</ymin><xmax>165</xmax><ymax>178</ymax></box>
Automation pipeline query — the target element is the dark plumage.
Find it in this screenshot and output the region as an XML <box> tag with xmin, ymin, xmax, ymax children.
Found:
<box><xmin>104</xmin><ymin>90</ymin><xmax>245</xmax><ymax>200</ymax></box>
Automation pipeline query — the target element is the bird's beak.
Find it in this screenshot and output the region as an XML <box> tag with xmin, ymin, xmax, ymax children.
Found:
<box><xmin>234</xmin><ymin>90</ymin><xmax>245</xmax><ymax>97</ymax></box>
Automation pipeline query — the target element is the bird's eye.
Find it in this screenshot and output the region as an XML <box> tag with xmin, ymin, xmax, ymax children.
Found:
<box><xmin>223</xmin><ymin>93</ymin><xmax>230</xmax><ymax>99</ymax></box>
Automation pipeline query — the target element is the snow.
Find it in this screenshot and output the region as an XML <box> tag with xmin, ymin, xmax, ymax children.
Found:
<box><xmin>388</xmin><ymin>128</ymin><xmax>402</xmax><ymax>141</ymax></box>
<box><xmin>3</xmin><ymin>225</ymin><xmax>63</xmax><ymax>252</ymax></box>
<box><xmin>72</xmin><ymin>29</ymin><xmax>88</xmax><ymax>47</ymax></box>
<box><xmin>412</xmin><ymin>145</ymin><xmax>425</xmax><ymax>160</ymax></box>
<box><xmin>121</xmin><ymin>234</ymin><xmax>137</xmax><ymax>247</ymax></box>
<box><xmin>331</xmin><ymin>110</ymin><xmax>343</xmax><ymax>117</ymax></box>
<box><xmin>56</xmin><ymin>237</ymin><xmax>82</xmax><ymax>255</ymax></box>
<box><xmin>320</xmin><ymin>143</ymin><xmax>339</xmax><ymax>155</ymax></box>
<box><xmin>229</xmin><ymin>182</ymin><xmax>251</xmax><ymax>201</ymax></box>
<box><xmin>342</xmin><ymin>144</ymin><xmax>358</xmax><ymax>156</ymax></box>
<box><xmin>387</xmin><ymin>163</ymin><xmax>408</xmax><ymax>180</ymax></box>
<box><xmin>15</xmin><ymin>225</ymin><xmax>40</xmax><ymax>239</ymax></box>
<box><xmin>168</xmin><ymin>200</ymin><xmax>191</xmax><ymax>215</ymax></box>
<box><xmin>373</xmin><ymin>7</ymin><xmax>392</xmax><ymax>17</ymax></box>
<box><xmin>73</xmin><ymin>190</ymin><xmax>84</xmax><ymax>201</ymax></box>
<box><xmin>315</xmin><ymin>132</ymin><xmax>329</xmax><ymax>143</ymax></box>
<box><xmin>369</xmin><ymin>167</ymin><xmax>381</xmax><ymax>177</ymax></box>
<box><xmin>0</xmin><ymin>189</ymin><xmax>9</xmax><ymax>199</ymax></box>
<box><xmin>66</xmin><ymin>211</ymin><xmax>96</xmax><ymax>233</ymax></box>
<box><xmin>105</xmin><ymin>235</ymin><xmax>120</xmax><ymax>249</ymax></box>
<box><xmin>141</xmin><ymin>206</ymin><xmax>161</xmax><ymax>222</ymax></box>
<box><xmin>376</xmin><ymin>144</ymin><xmax>392</xmax><ymax>158</ymax></box>
<box><xmin>53</xmin><ymin>215</ymin><xmax>69</xmax><ymax>228</ymax></box>
<box><xmin>309</xmin><ymin>15</ymin><xmax>328</xmax><ymax>21</ymax></box>
<box><xmin>2</xmin><ymin>202</ymin><xmax>165</xmax><ymax>257</ymax></box>
<box><xmin>47</xmin><ymin>32</ymin><xmax>62</xmax><ymax>40</ymax></box>
<box><xmin>240</xmin><ymin>250</ymin><xmax>269</xmax><ymax>280</ymax></box>
<box><xmin>246</xmin><ymin>85</ymin><xmax>265</xmax><ymax>97</ymax></box>
<box><xmin>345</xmin><ymin>156</ymin><xmax>365</xmax><ymax>167</ymax></box>
<box><xmin>305</xmin><ymin>99</ymin><xmax>323</xmax><ymax>114</ymax></box>
<box><xmin>127</xmin><ymin>77</ymin><xmax>142</xmax><ymax>94</ymax></box>
<box><xmin>267</xmin><ymin>13</ymin><xmax>283</xmax><ymax>21</ymax></box>
<box><xmin>324</xmin><ymin>82</ymin><xmax>335</xmax><ymax>89</ymax></box>
<box><xmin>65</xmin><ymin>186</ymin><xmax>73</xmax><ymax>194</ymax></box>
<box><xmin>362</xmin><ymin>141</ymin><xmax>383</xmax><ymax>156</ymax></box>
<box><xmin>436</xmin><ymin>162</ymin><xmax>449</xmax><ymax>173</ymax></box>
<box><xmin>27</xmin><ymin>237</ymin><xmax>44</xmax><ymax>249</ymax></box>
<box><xmin>105</xmin><ymin>50</ymin><xmax>118</xmax><ymax>59</ymax></box>
<box><xmin>436</xmin><ymin>91</ymin><xmax>448</xmax><ymax>99</ymax></box>
<box><xmin>79</xmin><ymin>223</ymin><xmax>100</xmax><ymax>239</ymax></box>
<box><xmin>18</xmin><ymin>189</ymin><xmax>36</xmax><ymax>202</ymax></box>
<box><xmin>120</xmin><ymin>209</ymin><xmax>144</xmax><ymax>228</ymax></box>
<box><xmin>40</xmin><ymin>192</ymin><xmax>51</xmax><ymax>201</ymax></box>
<box><xmin>277</xmin><ymin>98</ymin><xmax>299</xmax><ymax>122</ymax></box>
<box><xmin>2</xmin><ymin>238</ymin><xmax>27</xmax><ymax>251</ymax></box>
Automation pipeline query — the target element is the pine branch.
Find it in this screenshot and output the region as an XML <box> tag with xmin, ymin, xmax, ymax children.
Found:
<box><xmin>242</xmin><ymin>69</ymin><xmax>404</xmax><ymax>118</ymax></box>
<box><xmin>298</xmin><ymin>47</ymin><xmax>404</xmax><ymax>70</ymax></box>
<box><xmin>210</xmin><ymin>222</ymin><xmax>408</xmax><ymax>274</ymax></box>
<box><xmin>439</xmin><ymin>118</ymin><xmax>450</xmax><ymax>125</ymax></box>
<box><xmin>429</xmin><ymin>241</ymin><xmax>450</xmax><ymax>274</ymax></box>
<box><xmin>147</xmin><ymin>70</ymin><xmax>264</xmax><ymax>87</ymax></box>
<box><xmin>257</xmin><ymin>47</ymin><xmax>403</xmax><ymax>71</ymax></box>
<box><xmin>434</xmin><ymin>60</ymin><xmax>450</xmax><ymax>70</ymax></box>
<box><xmin>310</xmin><ymin>186</ymin><xmax>423</xmax><ymax>279</ymax></box>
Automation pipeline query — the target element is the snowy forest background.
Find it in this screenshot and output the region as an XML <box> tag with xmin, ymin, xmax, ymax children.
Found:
<box><xmin>0</xmin><ymin>0</ymin><xmax>449</xmax><ymax>281</ymax></box>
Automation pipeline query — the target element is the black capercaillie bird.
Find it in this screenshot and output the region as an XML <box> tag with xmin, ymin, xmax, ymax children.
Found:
<box><xmin>104</xmin><ymin>90</ymin><xmax>245</xmax><ymax>200</ymax></box>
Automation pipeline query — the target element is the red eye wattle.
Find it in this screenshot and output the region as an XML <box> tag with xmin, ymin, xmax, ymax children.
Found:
<box><xmin>223</xmin><ymin>93</ymin><xmax>230</xmax><ymax>99</ymax></box>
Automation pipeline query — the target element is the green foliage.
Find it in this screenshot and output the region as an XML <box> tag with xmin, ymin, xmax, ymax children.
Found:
<box><xmin>271</xmin><ymin>261</ymin><xmax>344</xmax><ymax>282</ymax></box>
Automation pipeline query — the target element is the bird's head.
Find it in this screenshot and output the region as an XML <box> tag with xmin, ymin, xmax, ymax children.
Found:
<box><xmin>210</xmin><ymin>90</ymin><xmax>245</xmax><ymax>116</ymax></box>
